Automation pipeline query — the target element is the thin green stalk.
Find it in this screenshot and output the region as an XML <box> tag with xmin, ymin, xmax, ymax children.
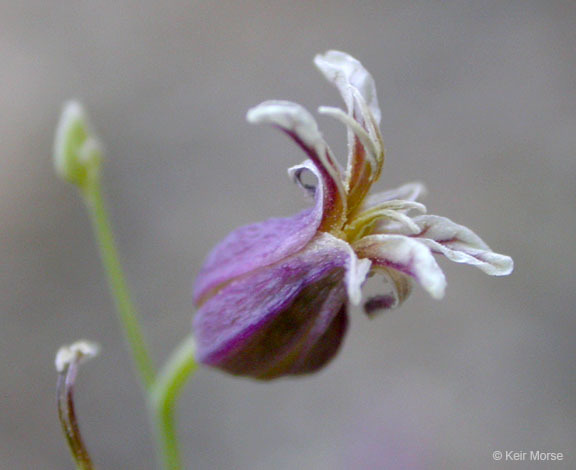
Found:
<box><xmin>150</xmin><ymin>336</ymin><xmax>197</xmax><ymax>470</ymax></box>
<box><xmin>55</xmin><ymin>102</ymin><xmax>197</xmax><ymax>470</ymax></box>
<box><xmin>82</xmin><ymin>177</ymin><xmax>197</xmax><ymax>470</ymax></box>
<box><xmin>82</xmin><ymin>178</ymin><xmax>156</xmax><ymax>390</ymax></box>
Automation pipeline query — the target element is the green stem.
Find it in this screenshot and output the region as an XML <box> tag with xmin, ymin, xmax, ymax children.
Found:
<box><xmin>57</xmin><ymin>106</ymin><xmax>197</xmax><ymax>470</ymax></box>
<box><xmin>82</xmin><ymin>177</ymin><xmax>155</xmax><ymax>390</ymax></box>
<box><xmin>150</xmin><ymin>336</ymin><xmax>197</xmax><ymax>470</ymax></box>
<box><xmin>81</xmin><ymin>171</ymin><xmax>196</xmax><ymax>470</ymax></box>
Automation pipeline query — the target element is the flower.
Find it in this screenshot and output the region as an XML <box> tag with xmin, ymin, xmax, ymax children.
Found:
<box><xmin>192</xmin><ymin>51</ymin><xmax>513</xmax><ymax>380</ymax></box>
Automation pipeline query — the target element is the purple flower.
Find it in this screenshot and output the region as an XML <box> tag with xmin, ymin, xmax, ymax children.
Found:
<box><xmin>193</xmin><ymin>51</ymin><xmax>513</xmax><ymax>379</ymax></box>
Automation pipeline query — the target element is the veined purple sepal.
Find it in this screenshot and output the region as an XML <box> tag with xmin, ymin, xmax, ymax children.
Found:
<box><xmin>193</xmin><ymin>233</ymin><xmax>358</xmax><ymax>379</ymax></box>
<box><xmin>193</xmin><ymin>185</ymin><xmax>325</xmax><ymax>305</ymax></box>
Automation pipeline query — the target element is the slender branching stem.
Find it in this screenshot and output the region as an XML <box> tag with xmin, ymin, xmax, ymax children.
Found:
<box><xmin>56</xmin><ymin>103</ymin><xmax>197</xmax><ymax>469</ymax></box>
<box><xmin>81</xmin><ymin>172</ymin><xmax>196</xmax><ymax>469</ymax></box>
<box><xmin>82</xmin><ymin>176</ymin><xmax>156</xmax><ymax>391</ymax></box>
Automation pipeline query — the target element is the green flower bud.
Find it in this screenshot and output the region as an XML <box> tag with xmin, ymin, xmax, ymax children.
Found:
<box><xmin>53</xmin><ymin>101</ymin><xmax>102</xmax><ymax>188</ymax></box>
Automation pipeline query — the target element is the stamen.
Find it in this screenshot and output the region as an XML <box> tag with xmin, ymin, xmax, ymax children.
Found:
<box><xmin>350</xmin><ymin>88</ymin><xmax>384</xmax><ymax>166</ymax></box>
<box><xmin>346</xmin><ymin>207</ymin><xmax>422</xmax><ymax>241</ymax></box>
<box><xmin>366</xmin><ymin>199</ymin><xmax>427</xmax><ymax>213</ymax></box>
<box><xmin>373</xmin><ymin>211</ymin><xmax>422</xmax><ymax>233</ymax></box>
<box><xmin>318</xmin><ymin>106</ymin><xmax>379</xmax><ymax>171</ymax></box>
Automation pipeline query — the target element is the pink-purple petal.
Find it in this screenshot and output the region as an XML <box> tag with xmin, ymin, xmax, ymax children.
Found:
<box><xmin>247</xmin><ymin>100</ymin><xmax>343</xmax><ymax>178</ymax></box>
<box><xmin>354</xmin><ymin>234</ymin><xmax>446</xmax><ymax>299</ymax></box>
<box><xmin>406</xmin><ymin>215</ymin><xmax>514</xmax><ymax>276</ymax></box>
<box><xmin>193</xmin><ymin>195</ymin><xmax>323</xmax><ymax>304</ymax></box>
<box><xmin>247</xmin><ymin>100</ymin><xmax>346</xmax><ymax>231</ymax></box>
<box><xmin>314</xmin><ymin>50</ymin><xmax>381</xmax><ymax>124</ymax></box>
<box><xmin>193</xmin><ymin>234</ymin><xmax>354</xmax><ymax>379</ymax></box>
<box><xmin>289</xmin><ymin>304</ymin><xmax>348</xmax><ymax>375</ymax></box>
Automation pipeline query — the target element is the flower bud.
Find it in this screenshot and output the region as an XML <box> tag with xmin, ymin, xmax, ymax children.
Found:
<box><xmin>53</xmin><ymin>101</ymin><xmax>102</xmax><ymax>188</ymax></box>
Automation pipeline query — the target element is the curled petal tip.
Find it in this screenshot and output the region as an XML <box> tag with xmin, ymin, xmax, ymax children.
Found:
<box><xmin>245</xmin><ymin>101</ymin><xmax>328</xmax><ymax>166</ymax></box>
<box><xmin>245</xmin><ymin>100</ymin><xmax>347</xmax><ymax>232</ymax></box>
<box><xmin>486</xmin><ymin>252</ymin><xmax>514</xmax><ymax>276</ymax></box>
<box><xmin>314</xmin><ymin>50</ymin><xmax>381</xmax><ymax>124</ymax></box>
<box><xmin>247</xmin><ymin>101</ymin><xmax>318</xmax><ymax>135</ymax></box>
<box><xmin>401</xmin><ymin>215</ymin><xmax>514</xmax><ymax>277</ymax></box>
<box><xmin>498</xmin><ymin>256</ymin><xmax>514</xmax><ymax>276</ymax></box>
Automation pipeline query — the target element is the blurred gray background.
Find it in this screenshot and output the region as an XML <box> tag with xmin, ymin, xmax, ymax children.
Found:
<box><xmin>2</xmin><ymin>1</ymin><xmax>575</xmax><ymax>469</ymax></box>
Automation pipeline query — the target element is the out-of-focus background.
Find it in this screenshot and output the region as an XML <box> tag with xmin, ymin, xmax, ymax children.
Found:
<box><xmin>2</xmin><ymin>1</ymin><xmax>575</xmax><ymax>469</ymax></box>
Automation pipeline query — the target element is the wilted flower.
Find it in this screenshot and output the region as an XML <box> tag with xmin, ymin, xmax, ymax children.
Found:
<box><xmin>193</xmin><ymin>51</ymin><xmax>513</xmax><ymax>379</ymax></box>
<box><xmin>55</xmin><ymin>340</ymin><xmax>100</xmax><ymax>469</ymax></box>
